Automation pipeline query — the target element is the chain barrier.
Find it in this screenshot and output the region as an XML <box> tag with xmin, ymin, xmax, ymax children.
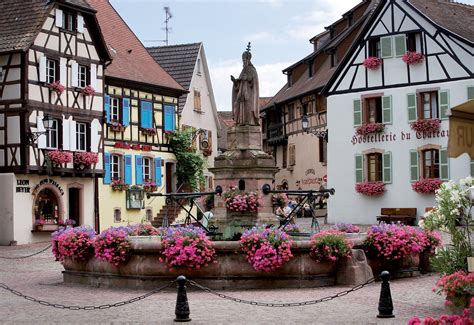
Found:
<box><xmin>0</xmin><ymin>280</ymin><xmax>175</xmax><ymax>310</ymax></box>
<box><xmin>188</xmin><ymin>277</ymin><xmax>376</xmax><ymax>308</ymax></box>
<box><xmin>0</xmin><ymin>244</ymin><xmax>52</xmax><ymax>260</ymax></box>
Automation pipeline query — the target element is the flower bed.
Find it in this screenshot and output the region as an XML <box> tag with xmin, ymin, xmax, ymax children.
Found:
<box><xmin>272</xmin><ymin>193</ymin><xmax>289</xmax><ymax>209</ymax></box>
<box><xmin>52</xmin><ymin>226</ymin><xmax>96</xmax><ymax>262</ymax></box>
<box><xmin>402</xmin><ymin>51</ymin><xmax>424</xmax><ymax>65</ymax></box>
<box><xmin>159</xmin><ymin>226</ymin><xmax>216</xmax><ymax>270</ymax></box>
<box><xmin>47</xmin><ymin>81</ymin><xmax>65</xmax><ymax>94</ymax></box>
<box><xmin>223</xmin><ymin>186</ymin><xmax>262</xmax><ymax>212</ymax></box>
<box><xmin>355</xmin><ymin>122</ymin><xmax>385</xmax><ymax>136</ymax></box>
<box><xmin>80</xmin><ymin>85</ymin><xmax>95</xmax><ymax>96</ymax></box>
<box><xmin>94</xmin><ymin>227</ymin><xmax>131</xmax><ymax>266</ymax></box>
<box><xmin>309</xmin><ymin>230</ymin><xmax>352</xmax><ymax>262</ymax></box>
<box><xmin>140</xmin><ymin>128</ymin><xmax>157</xmax><ymax>136</ymax></box>
<box><xmin>363</xmin><ymin>57</ymin><xmax>382</xmax><ymax>70</ymax></box>
<box><xmin>111</xmin><ymin>179</ymin><xmax>127</xmax><ymax>191</ymax></box>
<box><xmin>355</xmin><ymin>181</ymin><xmax>385</xmax><ymax>196</ymax></box>
<box><xmin>142</xmin><ymin>181</ymin><xmax>158</xmax><ymax>193</ymax></box>
<box><xmin>47</xmin><ymin>150</ymin><xmax>73</xmax><ymax>165</ymax></box>
<box><xmin>240</xmin><ymin>227</ymin><xmax>293</xmax><ymax>272</ymax></box>
<box><xmin>332</xmin><ymin>223</ymin><xmax>360</xmax><ymax>233</ymax></box>
<box><xmin>412</xmin><ymin>178</ymin><xmax>443</xmax><ymax>194</ymax></box>
<box><xmin>434</xmin><ymin>271</ymin><xmax>474</xmax><ymax>310</ymax></box>
<box><xmin>410</xmin><ymin>118</ymin><xmax>441</xmax><ymax>134</ymax></box>
<box><xmin>74</xmin><ymin>152</ymin><xmax>98</xmax><ymax>169</ymax></box>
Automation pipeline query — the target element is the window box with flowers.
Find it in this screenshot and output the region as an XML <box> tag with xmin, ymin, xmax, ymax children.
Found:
<box><xmin>143</xmin><ymin>181</ymin><xmax>158</xmax><ymax>193</ymax></box>
<box><xmin>34</xmin><ymin>218</ymin><xmax>59</xmax><ymax>231</ymax></box>
<box><xmin>363</xmin><ymin>57</ymin><xmax>382</xmax><ymax>70</ymax></box>
<box><xmin>73</xmin><ymin>152</ymin><xmax>98</xmax><ymax>170</ymax></box>
<box><xmin>47</xmin><ymin>150</ymin><xmax>73</xmax><ymax>167</ymax></box>
<box><xmin>355</xmin><ymin>181</ymin><xmax>385</xmax><ymax>196</ymax></box>
<box><xmin>355</xmin><ymin>122</ymin><xmax>385</xmax><ymax>136</ymax></box>
<box><xmin>111</xmin><ymin>179</ymin><xmax>128</xmax><ymax>192</ymax></box>
<box><xmin>412</xmin><ymin>178</ymin><xmax>443</xmax><ymax>194</ymax></box>
<box><xmin>47</xmin><ymin>81</ymin><xmax>65</xmax><ymax>94</ymax></box>
<box><xmin>410</xmin><ymin>118</ymin><xmax>441</xmax><ymax>134</ymax></box>
<box><xmin>223</xmin><ymin>186</ymin><xmax>262</xmax><ymax>213</ymax></box>
<box><xmin>140</xmin><ymin>128</ymin><xmax>157</xmax><ymax>136</ymax></box>
<box><xmin>109</xmin><ymin>121</ymin><xmax>127</xmax><ymax>133</ymax></box>
<box><xmin>402</xmin><ymin>51</ymin><xmax>424</xmax><ymax>65</ymax></box>
<box><xmin>80</xmin><ymin>85</ymin><xmax>95</xmax><ymax>96</ymax></box>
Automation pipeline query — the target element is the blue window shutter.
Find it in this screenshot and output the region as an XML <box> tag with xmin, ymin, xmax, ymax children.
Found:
<box><xmin>104</xmin><ymin>95</ymin><xmax>111</xmax><ymax>124</ymax></box>
<box><xmin>135</xmin><ymin>155</ymin><xmax>143</xmax><ymax>185</ymax></box>
<box><xmin>154</xmin><ymin>157</ymin><xmax>162</xmax><ymax>186</ymax></box>
<box><xmin>164</xmin><ymin>104</ymin><xmax>175</xmax><ymax>131</ymax></box>
<box><xmin>103</xmin><ymin>152</ymin><xmax>111</xmax><ymax>184</ymax></box>
<box><xmin>122</xmin><ymin>98</ymin><xmax>130</xmax><ymax>126</ymax></box>
<box><xmin>124</xmin><ymin>154</ymin><xmax>132</xmax><ymax>185</ymax></box>
<box><xmin>140</xmin><ymin>101</ymin><xmax>153</xmax><ymax>128</ymax></box>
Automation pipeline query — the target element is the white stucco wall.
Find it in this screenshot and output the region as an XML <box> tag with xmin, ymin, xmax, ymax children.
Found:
<box><xmin>327</xmin><ymin>79</ymin><xmax>473</xmax><ymax>225</ymax></box>
<box><xmin>0</xmin><ymin>174</ymin><xmax>15</xmax><ymax>245</ymax></box>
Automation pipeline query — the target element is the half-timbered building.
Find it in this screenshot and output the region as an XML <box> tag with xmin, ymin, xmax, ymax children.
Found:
<box><xmin>0</xmin><ymin>0</ymin><xmax>110</xmax><ymax>245</ymax></box>
<box><xmin>261</xmin><ymin>0</ymin><xmax>378</xmax><ymax>191</ymax></box>
<box><xmin>88</xmin><ymin>1</ymin><xmax>186</xmax><ymax>230</ymax></box>
<box><xmin>323</xmin><ymin>0</ymin><xmax>474</xmax><ymax>224</ymax></box>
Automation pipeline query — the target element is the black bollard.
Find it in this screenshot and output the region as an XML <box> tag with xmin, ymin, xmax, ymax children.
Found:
<box><xmin>377</xmin><ymin>271</ymin><xmax>395</xmax><ymax>318</ymax></box>
<box><xmin>174</xmin><ymin>275</ymin><xmax>191</xmax><ymax>322</ymax></box>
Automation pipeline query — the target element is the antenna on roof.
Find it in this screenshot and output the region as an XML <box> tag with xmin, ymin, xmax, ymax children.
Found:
<box><xmin>144</xmin><ymin>6</ymin><xmax>173</xmax><ymax>46</ymax></box>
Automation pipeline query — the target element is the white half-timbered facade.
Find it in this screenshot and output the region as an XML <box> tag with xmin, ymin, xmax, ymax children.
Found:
<box><xmin>0</xmin><ymin>0</ymin><xmax>110</xmax><ymax>245</ymax></box>
<box><xmin>323</xmin><ymin>0</ymin><xmax>474</xmax><ymax>224</ymax></box>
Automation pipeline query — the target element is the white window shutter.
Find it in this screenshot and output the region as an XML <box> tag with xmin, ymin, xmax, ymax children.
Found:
<box><xmin>36</xmin><ymin>115</ymin><xmax>46</xmax><ymax>149</ymax></box>
<box><xmin>90</xmin><ymin>119</ymin><xmax>100</xmax><ymax>153</ymax></box>
<box><xmin>60</xmin><ymin>58</ymin><xmax>67</xmax><ymax>84</ymax></box>
<box><xmin>71</xmin><ymin>61</ymin><xmax>78</xmax><ymax>87</ymax></box>
<box><xmin>77</xmin><ymin>15</ymin><xmax>84</xmax><ymax>33</ymax></box>
<box><xmin>69</xmin><ymin>120</ymin><xmax>76</xmax><ymax>151</ymax></box>
<box><xmin>55</xmin><ymin>9</ymin><xmax>63</xmax><ymax>28</ymax></box>
<box><xmin>90</xmin><ymin>64</ymin><xmax>97</xmax><ymax>89</ymax></box>
<box><xmin>62</xmin><ymin>117</ymin><xmax>70</xmax><ymax>151</ymax></box>
<box><xmin>39</xmin><ymin>56</ymin><xmax>47</xmax><ymax>82</ymax></box>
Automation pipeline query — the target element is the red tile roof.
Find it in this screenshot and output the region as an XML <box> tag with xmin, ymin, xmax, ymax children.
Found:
<box><xmin>87</xmin><ymin>0</ymin><xmax>185</xmax><ymax>92</ymax></box>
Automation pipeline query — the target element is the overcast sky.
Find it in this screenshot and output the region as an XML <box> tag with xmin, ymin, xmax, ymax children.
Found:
<box><xmin>110</xmin><ymin>0</ymin><xmax>474</xmax><ymax>111</ymax></box>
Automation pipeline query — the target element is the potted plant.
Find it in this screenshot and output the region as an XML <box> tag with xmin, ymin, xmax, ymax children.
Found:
<box><xmin>402</xmin><ymin>51</ymin><xmax>424</xmax><ymax>65</ymax></box>
<box><xmin>223</xmin><ymin>186</ymin><xmax>262</xmax><ymax>213</ymax></box>
<box><xmin>140</xmin><ymin>128</ymin><xmax>157</xmax><ymax>136</ymax></box>
<box><xmin>47</xmin><ymin>150</ymin><xmax>73</xmax><ymax>167</ymax></box>
<box><xmin>434</xmin><ymin>271</ymin><xmax>474</xmax><ymax>313</ymax></box>
<box><xmin>94</xmin><ymin>227</ymin><xmax>131</xmax><ymax>266</ymax></box>
<box><xmin>47</xmin><ymin>81</ymin><xmax>65</xmax><ymax>94</ymax></box>
<box><xmin>142</xmin><ymin>181</ymin><xmax>158</xmax><ymax>193</ymax></box>
<box><xmin>309</xmin><ymin>230</ymin><xmax>352</xmax><ymax>262</ymax></box>
<box><xmin>363</xmin><ymin>57</ymin><xmax>382</xmax><ymax>70</ymax></box>
<box><xmin>410</xmin><ymin>119</ymin><xmax>441</xmax><ymax>134</ymax></box>
<box><xmin>80</xmin><ymin>85</ymin><xmax>95</xmax><ymax>96</ymax></box>
<box><xmin>73</xmin><ymin>152</ymin><xmax>99</xmax><ymax>170</ymax></box>
<box><xmin>111</xmin><ymin>179</ymin><xmax>127</xmax><ymax>192</ymax></box>
<box><xmin>53</xmin><ymin>226</ymin><xmax>96</xmax><ymax>262</ymax></box>
<box><xmin>355</xmin><ymin>181</ymin><xmax>385</xmax><ymax>196</ymax></box>
<box><xmin>355</xmin><ymin>122</ymin><xmax>385</xmax><ymax>136</ymax></box>
<box><xmin>412</xmin><ymin>178</ymin><xmax>443</xmax><ymax>194</ymax></box>
<box><xmin>109</xmin><ymin>121</ymin><xmax>126</xmax><ymax>132</ymax></box>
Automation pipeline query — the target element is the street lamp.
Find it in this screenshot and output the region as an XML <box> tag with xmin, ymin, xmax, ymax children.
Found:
<box><xmin>302</xmin><ymin>114</ymin><xmax>328</xmax><ymax>142</ymax></box>
<box><xmin>28</xmin><ymin>114</ymin><xmax>53</xmax><ymax>144</ymax></box>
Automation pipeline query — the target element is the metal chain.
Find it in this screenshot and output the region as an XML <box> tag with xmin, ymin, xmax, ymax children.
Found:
<box><xmin>0</xmin><ymin>244</ymin><xmax>52</xmax><ymax>260</ymax></box>
<box><xmin>0</xmin><ymin>280</ymin><xmax>175</xmax><ymax>310</ymax></box>
<box><xmin>188</xmin><ymin>277</ymin><xmax>376</xmax><ymax>307</ymax></box>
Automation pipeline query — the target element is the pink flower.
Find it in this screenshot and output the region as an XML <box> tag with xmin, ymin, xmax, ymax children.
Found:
<box><xmin>355</xmin><ymin>123</ymin><xmax>385</xmax><ymax>136</ymax></box>
<box><xmin>363</xmin><ymin>57</ymin><xmax>382</xmax><ymax>70</ymax></box>
<box><xmin>412</xmin><ymin>179</ymin><xmax>443</xmax><ymax>194</ymax></box>
<box><xmin>355</xmin><ymin>181</ymin><xmax>385</xmax><ymax>196</ymax></box>
<box><xmin>47</xmin><ymin>150</ymin><xmax>73</xmax><ymax>164</ymax></box>
<box><xmin>74</xmin><ymin>152</ymin><xmax>99</xmax><ymax>166</ymax></box>
<box><xmin>80</xmin><ymin>85</ymin><xmax>95</xmax><ymax>96</ymax></box>
<box><xmin>402</xmin><ymin>52</ymin><xmax>424</xmax><ymax>65</ymax></box>
<box><xmin>47</xmin><ymin>81</ymin><xmax>65</xmax><ymax>94</ymax></box>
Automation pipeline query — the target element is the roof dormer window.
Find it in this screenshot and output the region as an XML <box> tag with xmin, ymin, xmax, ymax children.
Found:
<box><xmin>55</xmin><ymin>8</ymin><xmax>83</xmax><ymax>33</ymax></box>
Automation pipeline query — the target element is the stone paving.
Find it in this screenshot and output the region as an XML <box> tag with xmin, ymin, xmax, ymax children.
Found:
<box><xmin>0</xmin><ymin>237</ymin><xmax>450</xmax><ymax>325</ymax></box>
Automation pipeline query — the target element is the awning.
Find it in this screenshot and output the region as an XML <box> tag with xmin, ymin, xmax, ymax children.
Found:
<box><xmin>448</xmin><ymin>99</ymin><xmax>474</xmax><ymax>158</ymax></box>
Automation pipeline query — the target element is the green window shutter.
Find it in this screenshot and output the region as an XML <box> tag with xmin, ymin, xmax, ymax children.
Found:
<box><xmin>353</xmin><ymin>99</ymin><xmax>362</xmax><ymax>127</ymax></box>
<box><xmin>467</xmin><ymin>86</ymin><xmax>474</xmax><ymax>100</ymax></box>
<box><xmin>439</xmin><ymin>90</ymin><xmax>450</xmax><ymax>120</ymax></box>
<box><xmin>410</xmin><ymin>150</ymin><xmax>419</xmax><ymax>182</ymax></box>
<box><xmin>382</xmin><ymin>95</ymin><xmax>392</xmax><ymax>124</ymax></box>
<box><xmin>383</xmin><ymin>151</ymin><xmax>392</xmax><ymax>184</ymax></box>
<box><xmin>355</xmin><ymin>154</ymin><xmax>363</xmax><ymax>183</ymax></box>
<box><xmin>394</xmin><ymin>34</ymin><xmax>407</xmax><ymax>57</ymax></box>
<box><xmin>381</xmin><ymin>36</ymin><xmax>393</xmax><ymax>58</ymax></box>
<box><xmin>471</xmin><ymin>160</ymin><xmax>474</xmax><ymax>177</ymax></box>
<box><xmin>407</xmin><ymin>93</ymin><xmax>417</xmax><ymax>122</ymax></box>
<box><xmin>440</xmin><ymin>148</ymin><xmax>449</xmax><ymax>181</ymax></box>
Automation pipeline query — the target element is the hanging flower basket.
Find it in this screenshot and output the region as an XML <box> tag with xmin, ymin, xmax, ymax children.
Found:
<box><xmin>109</xmin><ymin>121</ymin><xmax>126</xmax><ymax>132</ymax></box>
<box><xmin>141</xmin><ymin>128</ymin><xmax>157</xmax><ymax>136</ymax></box>
<box><xmin>47</xmin><ymin>150</ymin><xmax>72</xmax><ymax>165</ymax></box>
<box><xmin>47</xmin><ymin>81</ymin><xmax>65</xmax><ymax>94</ymax></box>
<box><xmin>143</xmin><ymin>181</ymin><xmax>158</xmax><ymax>193</ymax></box>
<box><xmin>355</xmin><ymin>122</ymin><xmax>385</xmax><ymax>136</ymax></box>
<box><xmin>111</xmin><ymin>179</ymin><xmax>128</xmax><ymax>192</ymax></box>
<box><xmin>363</xmin><ymin>57</ymin><xmax>382</xmax><ymax>70</ymax></box>
<box><xmin>402</xmin><ymin>52</ymin><xmax>424</xmax><ymax>65</ymax></box>
<box><xmin>412</xmin><ymin>178</ymin><xmax>443</xmax><ymax>194</ymax></box>
<box><xmin>80</xmin><ymin>85</ymin><xmax>96</xmax><ymax>96</ymax></box>
<box><xmin>355</xmin><ymin>181</ymin><xmax>385</xmax><ymax>196</ymax></box>
<box><xmin>410</xmin><ymin>118</ymin><xmax>441</xmax><ymax>134</ymax></box>
<box><xmin>74</xmin><ymin>152</ymin><xmax>98</xmax><ymax>169</ymax></box>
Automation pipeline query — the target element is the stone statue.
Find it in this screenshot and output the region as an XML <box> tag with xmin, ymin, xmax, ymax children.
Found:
<box><xmin>231</xmin><ymin>43</ymin><xmax>260</xmax><ymax>126</ymax></box>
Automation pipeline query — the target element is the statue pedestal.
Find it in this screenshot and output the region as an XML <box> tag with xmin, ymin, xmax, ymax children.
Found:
<box><xmin>210</xmin><ymin>125</ymin><xmax>278</xmax><ymax>239</ymax></box>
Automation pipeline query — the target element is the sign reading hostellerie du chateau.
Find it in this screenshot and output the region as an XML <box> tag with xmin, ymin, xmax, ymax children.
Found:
<box><xmin>351</xmin><ymin>129</ymin><xmax>449</xmax><ymax>145</ymax></box>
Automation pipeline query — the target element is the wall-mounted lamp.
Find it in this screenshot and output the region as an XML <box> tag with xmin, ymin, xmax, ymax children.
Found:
<box><xmin>193</xmin><ymin>128</ymin><xmax>209</xmax><ymax>149</ymax></box>
<box><xmin>302</xmin><ymin>114</ymin><xmax>328</xmax><ymax>142</ymax></box>
<box><xmin>28</xmin><ymin>114</ymin><xmax>53</xmax><ymax>144</ymax></box>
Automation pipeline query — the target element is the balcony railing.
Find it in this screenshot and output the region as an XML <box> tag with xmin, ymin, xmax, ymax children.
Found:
<box><xmin>267</xmin><ymin>123</ymin><xmax>286</xmax><ymax>145</ymax></box>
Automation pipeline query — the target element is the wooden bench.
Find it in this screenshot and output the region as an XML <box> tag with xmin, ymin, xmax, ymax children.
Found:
<box><xmin>376</xmin><ymin>208</ymin><xmax>417</xmax><ymax>225</ymax></box>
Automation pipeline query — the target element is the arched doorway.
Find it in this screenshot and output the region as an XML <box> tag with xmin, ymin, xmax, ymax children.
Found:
<box><xmin>33</xmin><ymin>188</ymin><xmax>62</xmax><ymax>225</ymax></box>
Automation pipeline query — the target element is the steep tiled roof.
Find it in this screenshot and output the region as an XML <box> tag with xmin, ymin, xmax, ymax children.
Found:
<box><xmin>259</xmin><ymin>97</ymin><xmax>272</xmax><ymax>109</ymax></box>
<box><xmin>408</xmin><ymin>0</ymin><xmax>474</xmax><ymax>42</ymax></box>
<box><xmin>87</xmin><ymin>0</ymin><xmax>185</xmax><ymax>92</ymax></box>
<box><xmin>217</xmin><ymin>111</ymin><xmax>235</xmax><ymax>128</ymax></box>
<box><xmin>147</xmin><ymin>43</ymin><xmax>202</xmax><ymax>112</ymax></box>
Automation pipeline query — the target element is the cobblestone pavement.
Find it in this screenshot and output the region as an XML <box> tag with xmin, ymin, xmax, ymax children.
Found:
<box><xmin>0</xmin><ymin>240</ymin><xmax>450</xmax><ymax>325</ymax></box>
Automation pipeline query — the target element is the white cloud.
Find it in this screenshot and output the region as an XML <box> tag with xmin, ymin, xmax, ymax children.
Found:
<box><xmin>209</xmin><ymin>59</ymin><xmax>291</xmax><ymax>111</ymax></box>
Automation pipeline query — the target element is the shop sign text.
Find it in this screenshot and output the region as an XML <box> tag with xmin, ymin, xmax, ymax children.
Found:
<box><xmin>32</xmin><ymin>179</ymin><xmax>65</xmax><ymax>196</ymax></box>
<box><xmin>16</xmin><ymin>179</ymin><xmax>30</xmax><ymax>193</ymax></box>
<box><xmin>351</xmin><ymin>130</ymin><xmax>449</xmax><ymax>145</ymax></box>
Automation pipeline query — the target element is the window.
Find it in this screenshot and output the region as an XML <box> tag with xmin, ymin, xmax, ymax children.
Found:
<box><xmin>288</xmin><ymin>103</ymin><xmax>295</xmax><ymax>121</ymax></box>
<box><xmin>420</xmin><ymin>91</ymin><xmax>438</xmax><ymax>119</ymax></box>
<box><xmin>368</xmin><ymin>38</ymin><xmax>381</xmax><ymax>57</ymax></box>
<box><xmin>422</xmin><ymin>149</ymin><xmax>440</xmax><ymax>179</ymax></box>
<box><xmin>142</xmin><ymin>157</ymin><xmax>152</xmax><ymax>182</ymax></box>
<box><xmin>113</xmin><ymin>208</ymin><xmax>121</xmax><ymax>223</ymax></box>
<box><xmin>111</xmin><ymin>98</ymin><xmax>120</xmax><ymax>122</ymax></box>
<box><xmin>367</xmin><ymin>153</ymin><xmax>383</xmax><ymax>182</ymax></box>
<box><xmin>46</xmin><ymin>59</ymin><xmax>57</xmax><ymax>84</ymax></box>
<box><xmin>111</xmin><ymin>154</ymin><xmax>122</xmax><ymax>181</ymax></box>
<box><xmin>365</xmin><ymin>97</ymin><xmax>382</xmax><ymax>123</ymax></box>
<box><xmin>289</xmin><ymin>144</ymin><xmax>296</xmax><ymax>166</ymax></box>
<box><xmin>76</xmin><ymin>122</ymin><xmax>87</xmax><ymax>151</ymax></box>
<box><xmin>319</xmin><ymin>138</ymin><xmax>327</xmax><ymax>164</ymax></box>
<box><xmin>46</xmin><ymin>119</ymin><xmax>59</xmax><ymax>149</ymax></box>
<box><xmin>282</xmin><ymin>144</ymin><xmax>288</xmax><ymax>169</ymax></box>
<box><xmin>406</xmin><ymin>32</ymin><xmax>421</xmax><ymax>52</ymax></box>
<box><xmin>146</xmin><ymin>208</ymin><xmax>153</xmax><ymax>222</ymax></box>
<box><xmin>194</xmin><ymin>90</ymin><xmax>201</xmax><ymax>111</ymax></box>
<box><xmin>78</xmin><ymin>65</ymin><xmax>88</xmax><ymax>88</ymax></box>
<box><xmin>63</xmin><ymin>11</ymin><xmax>77</xmax><ymax>32</ymax></box>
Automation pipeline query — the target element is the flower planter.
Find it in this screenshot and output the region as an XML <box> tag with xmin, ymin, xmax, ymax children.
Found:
<box><xmin>355</xmin><ymin>123</ymin><xmax>385</xmax><ymax>136</ymax></box>
<box><xmin>110</xmin><ymin>125</ymin><xmax>126</xmax><ymax>132</ymax></box>
<box><xmin>363</xmin><ymin>57</ymin><xmax>382</xmax><ymax>70</ymax></box>
<box><xmin>37</xmin><ymin>224</ymin><xmax>59</xmax><ymax>231</ymax></box>
<box><xmin>355</xmin><ymin>181</ymin><xmax>385</xmax><ymax>196</ymax></box>
<box><xmin>112</xmin><ymin>185</ymin><xmax>127</xmax><ymax>192</ymax></box>
<box><xmin>140</xmin><ymin>128</ymin><xmax>157</xmax><ymax>136</ymax></box>
<box><xmin>80</xmin><ymin>85</ymin><xmax>95</xmax><ymax>96</ymax></box>
<box><xmin>143</xmin><ymin>185</ymin><xmax>158</xmax><ymax>193</ymax></box>
<box><xmin>367</xmin><ymin>254</ymin><xmax>420</xmax><ymax>279</ymax></box>
<box><xmin>419</xmin><ymin>251</ymin><xmax>435</xmax><ymax>272</ymax></box>
<box><xmin>412</xmin><ymin>178</ymin><xmax>443</xmax><ymax>194</ymax></box>
<box><xmin>402</xmin><ymin>52</ymin><xmax>424</xmax><ymax>65</ymax></box>
<box><xmin>410</xmin><ymin>118</ymin><xmax>441</xmax><ymax>134</ymax></box>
